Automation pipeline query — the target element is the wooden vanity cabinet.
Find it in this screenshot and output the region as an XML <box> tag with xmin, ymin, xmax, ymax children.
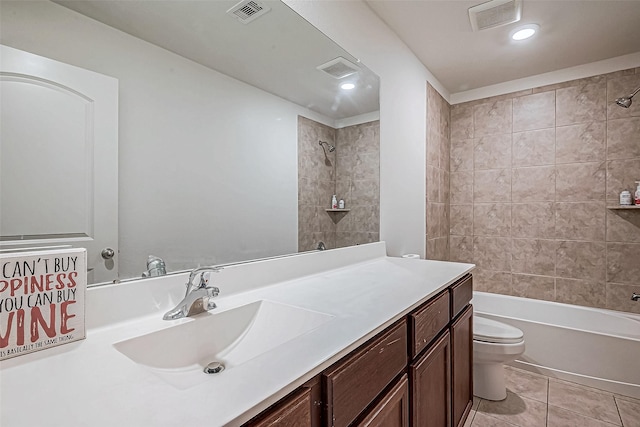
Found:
<box><xmin>243</xmin><ymin>274</ymin><xmax>473</xmax><ymax>427</ymax></box>
<box><xmin>322</xmin><ymin>320</ymin><xmax>407</xmax><ymax>427</ymax></box>
<box><xmin>409</xmin><ymin>331</ymin><xmax>451</xmax><ymax>427</ymax></box>
<box><xmin>354</xmin><ymin>374</ymin><xmax>410</xmax><ymax>427</ymax></box>
<box><xmin>245</xmin><ymin>387</ymin><xmax>313</xmax><ymax>427</ymax></box>
<box><xmin>451</xmin><ymin>304</ymin><xmax>473</xmax><ymax>427</ymax></box>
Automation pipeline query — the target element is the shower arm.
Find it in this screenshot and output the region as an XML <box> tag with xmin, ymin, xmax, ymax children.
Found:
<box><xmin>629</xmin><ymin>86</ymin><xmax>640</xmax><ymax>99</ymax></box>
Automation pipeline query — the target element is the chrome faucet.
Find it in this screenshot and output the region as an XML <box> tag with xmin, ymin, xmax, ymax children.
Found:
<box><xmin>632</xmin><ymin>293</ymin><xmax>640</xmax><ymax>302</ymax></box>
<box><xmin>163</xmin><ymin>267</ymin><xmax>222</xmax><ymax>320</ymax></box>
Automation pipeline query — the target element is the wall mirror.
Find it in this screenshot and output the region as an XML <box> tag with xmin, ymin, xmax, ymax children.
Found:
<box><xmin>0</xmin><ymin>0</ymin><xmax>380</xmax><ymax>287</ymax></box>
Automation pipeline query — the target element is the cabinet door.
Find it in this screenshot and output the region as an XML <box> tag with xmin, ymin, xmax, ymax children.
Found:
<box><xmin>246</xmin><ymin>387</ymin><xmax>312</xmax><ymax>427</ymax></box>
<box><xmin>323</xmin><ymin>321</ymin><xmax>407</xmax><ymax>427</ymax></box>
<box><xmin>355</xmin><ymin>374</ymin><xmax>409</xmax><ymax>427</ymax></box>
<box><xmin>410</xmin><ymin>331</ymin><xmax>451</xmax><ymax>427</ymax></box>
<box><xmin>451</xmin><ymin>305</ymin><xmax>473</xmax><ymax>427</ymax></box>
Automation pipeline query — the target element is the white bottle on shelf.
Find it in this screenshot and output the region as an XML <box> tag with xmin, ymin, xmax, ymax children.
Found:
<box><xmin>331</xmin><ymin>195</ymin><xmax>338</xmax><ymax>209</ymax></box>
<box><xmin>635</xmin><ymin>182</ymin><xmax>640</xmax><ymax>205</ymax></box>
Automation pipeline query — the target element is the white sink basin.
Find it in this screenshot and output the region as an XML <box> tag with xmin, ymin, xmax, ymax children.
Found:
<box><xmin>113</xmin><ymin>300</ymin><xmax>333</xmax><ymax>389</ymax></box>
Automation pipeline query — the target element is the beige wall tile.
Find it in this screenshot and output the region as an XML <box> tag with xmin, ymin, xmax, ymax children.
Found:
<box><xmin>451</xmin><ymin>138</ymin><xmax>474</xmax><ymax>172</ymax></box>
<box><xmin>450</xmin><ymin>235</ymin><xmax>473</xmax><ymax>263</ymax></box>
<box><xmin>427</xmin><ymin>165</ymin><xmax>440</xmax><ymax>202</ymax></box>
<box><xmin>450</xmin><ymin>204</ymin><xmax>473</xmax><ymax>236</ymax></box>
<box><xmin>473</xmin><ymin>236</ymin><xmax>512</xmax><ymax>271</ymax></box>
<box><xmin>451</xmin><ymin>104</ymin><xmax>474</xmax><ymax>140</ymax></box>
<box><xmin>555</xmin><ymin>277</ymin><xmax>606</xmax><ymax>308</ymax></box>
<box><xmin>512</xmin><ymin>128</ymin><xmax>555</xmax><ymax>167</ymax></box>
<box><xmin>606</xmin><ymin>73</ymin><xmax>640</xmax><ymax>120</ymax></box>
<box><xmin>556</xmin><ymin>162</ymin><xmax>606</xmax><ymax>201</ymax></box>
<box><xmin>556</xmin><ymin>82</ymin><xmax>607</xmax><ymax>126</ymax></box>
<box><xmin>473</xmin><ymin>268</ymin><xmax>512</xmax><ymax>294</ymax></box>
<box><xmin>513</xmin><ymin>91</ymin><xmax>556</xmax><ymax>132</ymax></box>
<box><xmin>511</xmin><ymin>274</ymin><xmax>555</xmax><ymax>301</ymax></box>
<box><xmin>474</xmin><ymin>99</ymin><xmax>512</xmax><ymax>137</ymax></box>
<box><xmin>607</xmin><ymin>117</ymin><xmax>640</xmax><ymax>160</ymax></box>
<box><xmin>512</xmin><ymin>202</ymin><xmax>556</xmax><ymax>238</ymax></box>
<box><xmin>350</xmin><ymin>179</ymin><xmax>379</xmax><ymax>206</ymax></box>
<box><xmin>427</xmin><ymin>202</ymin><xmax>448</xmax><ymax>238</ymax></box>
<box><xmin>473</xmin><ymin>203</ymin><xmax>511</xmax><ymax>237</ymax></box>
<box><xmin>606</xmin><ymin>159</ymin><xmax>640</xmax><ymax>201</ymax></box>
<box><xmin>606</xmin><ymin>283</ymin><xmax>640</xmax><ymax>314</ymax></box>
<box><xmin>474</xmin><ymin>169</ymin><xmax>511</xmax><ymax>202</ymax></box>
<box><xmin>606</xmin><ymin>209</ymin><xmax>640</xmax><ymax>243</ymax></box>
<box><xmin>451</xmin><ymin>171</ymin><xmax>473</xmax><ymax>204</ymax></box>
<box><xmin>556</xmin><ymin>240</ymin><xmax>606</xmax><ymax>281</ymax></box>
<box><xmin>607</xmin><ymin>242</ymin><xmax>640</xmax><ymax>283</ymax></box>
<box><xmin>512</xmin><ymin>166</ymin><xmax>555</xmax><ymax>202</ymax></box>
<box><xmin>512</xmin><ymin>238</ymin><xmax>556</xmax><ymax>276</ymax></box>
<box><xmin>427</xmin><ymin>236</ymin><xmax>449</xmax><ymax>261</ymax></box>
<box><xmin>555</xmin><ymin>202</ymin><xmax>606</xmax><ymax>241</ymax></box>
<box><xmin>448</xmin><ymin>69</ymin><xmax>640</xmax><ymax>314</ymax></box>
<box><xmin>556</xmin><ymin>121</ymin><xmax>606</xmax><ymax>164</ymax></box>
<box><xmin>474</xmin><ymin>134</ymin><xmax>512</xmax><ymax>170</ymax></box>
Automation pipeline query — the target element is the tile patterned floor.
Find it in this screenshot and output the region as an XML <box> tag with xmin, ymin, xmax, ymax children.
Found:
<box><xmin>464</xmin><ymin>366</ymin><xmax>640</xmax><ymax>427</ymax></box>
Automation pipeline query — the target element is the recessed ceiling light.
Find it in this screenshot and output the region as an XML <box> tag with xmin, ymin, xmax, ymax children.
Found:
<box><xmin>341</xmin><ymin>83</ymin><xmax>355</xmax><ymax>90</ymax></box>
<box><xmin>511</xmin><ymin>24</ymin><xmax>539</xmax><ymax>41</ymax></box>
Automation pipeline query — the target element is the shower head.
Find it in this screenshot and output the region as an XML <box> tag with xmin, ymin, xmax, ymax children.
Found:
<box><xmin>615</xmin><ymin>86</ymin><xmax>640</xmax><ymax>108</ymax></box>
<box><xmin>319</xmin><ymin>140</ymin><xmax>336</xmax><ymax>152</ymax></box>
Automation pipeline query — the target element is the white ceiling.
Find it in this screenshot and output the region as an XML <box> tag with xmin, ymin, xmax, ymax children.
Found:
<box><xmin>53</xmin><ymin>0</ymin><xmax>380</xmax><ymax>121</ymax></box>
<box><xmin>365</xmin><ymin>0</ymin><xmax>640</xmax><ymax>94</ymax></box>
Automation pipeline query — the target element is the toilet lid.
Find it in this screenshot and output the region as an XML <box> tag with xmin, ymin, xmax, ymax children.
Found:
<box><xmin>474</xmin><ymin>315</ymin><xmax>524</xmax><ymax>344</ymax></box>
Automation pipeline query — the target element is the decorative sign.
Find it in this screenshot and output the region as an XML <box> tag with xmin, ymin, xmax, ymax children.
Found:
<box><xmin>0</xmin><ymin>248</ymin><xmax>86</xmax><ymax>360</ymax></box>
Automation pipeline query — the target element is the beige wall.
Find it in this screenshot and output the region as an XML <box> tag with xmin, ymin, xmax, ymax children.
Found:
<box><xmin>449</xmin><ymin>68</ymin><xmax>640</xmax><ymax>314</ymax></box>
<box><xmin>426</xmin><ymin>83</ymin><xmax>451</xmax><ymax>260</ymax></box>
<box><xmin>298</xmin><ymin>117</ymin><xmax>380</xmax><ymax>251</ymax></box>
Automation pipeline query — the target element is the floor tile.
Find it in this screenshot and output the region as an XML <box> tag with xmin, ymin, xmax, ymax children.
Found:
<box><xmin>471</xmin><ymin>412</ymin><xmax>520</xmax><ymax>427</ymax></box>
<box><xmin>504</xmin><ymin>366</ymin><xmax>549</xmax><ymax>403</ymax></box>
<box><xmin>477</xmin><ymin>391</ymin><xmax>547</xmax><ymax>427</ymax></box>
<box><xmin>547</xmin><ymin>404</ymin><xmax>620</xmax><ymax>427</ymax></box>
<box><xmin>616</xmin><ymin>396</ymin><xmax>640</xmax><ymax>427</ymax></box>
<box><xmin>548</xmin><ymin>379</ymin><xmax>622</xmax><ymax>425</ymax></box>
<box><xmin>463</xmin><ymin>409</ymin><xmax>476</xmax><ymax>427</ymax></box>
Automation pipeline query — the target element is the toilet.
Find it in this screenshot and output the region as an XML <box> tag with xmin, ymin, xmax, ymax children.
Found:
<box><xmin>473</xmin><ymin>315</ymin><xmax>525</xmax><ymax>401</ymax></box>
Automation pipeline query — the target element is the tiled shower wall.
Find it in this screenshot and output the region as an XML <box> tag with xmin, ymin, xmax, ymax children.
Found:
<box><xmin>298</xmin><ymin>116</ymin><xmax>380</xmax><ymax>252</ymax></box>
<box><xmin>448</xmin><ymin>68</ymin><xmax>640</xmax><ymax>314</ymax></box>
<box><xmin>426</xmin><ymin>83</ymin><xmax>452</xmax><ymax>260</ymax></box>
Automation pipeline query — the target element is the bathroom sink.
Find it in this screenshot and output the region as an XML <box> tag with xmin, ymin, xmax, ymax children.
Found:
<box><xmin>113</xmin><ymin>300</ymin><xmax>333</xmax><ymax>389</ymax></box>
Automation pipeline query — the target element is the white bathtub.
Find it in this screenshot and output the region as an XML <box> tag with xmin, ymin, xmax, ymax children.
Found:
<box><xmin>472</xmin><ymin>291</ymin><xmax>640</xmax><ymax>399</ymax></box>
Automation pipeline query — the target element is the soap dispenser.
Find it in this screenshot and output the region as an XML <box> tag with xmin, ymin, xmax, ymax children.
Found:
<box><xmin>635</xmin><ymin>181</ymin><xmax>640</xmax><ymax>205</ymax></box>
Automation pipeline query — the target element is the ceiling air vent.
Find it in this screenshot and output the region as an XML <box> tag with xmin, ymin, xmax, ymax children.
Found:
<box><xmin>227</xmin><ymin>0</ymin><xmax>271</xmax><ymax>24</ymax></box>
<box><xmin>468</xmin><ymin>0</ymin><xmax>522</xmax><ymax>31</ymax></box>
<box><xmin>317</xmin><ymin>57</ymin><xmax>360</xmax><ymax>79</ymax></box>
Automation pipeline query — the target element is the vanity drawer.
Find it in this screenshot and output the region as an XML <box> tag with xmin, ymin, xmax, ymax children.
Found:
<box><xmin>409</xmin><ymin>290</ymin><xmax>450</xmax><ymax>358</ymax></box>
<box><xmin>323</xmin><ymin>320</ymin><xmax>407</xmax><ymax>427</ymax></box>
<box><xmin>450</xmin><ymin>275</ymin><xmax>473</xmax><ymax>319</ymax></box>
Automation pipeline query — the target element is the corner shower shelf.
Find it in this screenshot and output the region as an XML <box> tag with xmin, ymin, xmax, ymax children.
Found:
<box><xmin>325</xmin><ymin>209</ymin><xmax>351</xmax><ymax>212</ymax></box>
<box><xmin>607</xmin><ymin>205</ymin><xmax>640</xmax><ymax>210</ymax></box>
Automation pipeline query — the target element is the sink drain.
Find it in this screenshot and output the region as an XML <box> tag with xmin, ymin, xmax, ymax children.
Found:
<box><xmin>203</xmin><ymin>361</ymin><xmax>225</xmax><ymax>374</ymax></box>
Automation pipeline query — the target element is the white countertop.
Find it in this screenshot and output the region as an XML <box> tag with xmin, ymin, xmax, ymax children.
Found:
<box><xmin>0</xmin><ymin>242</ymin><xmax>474</xmax><ymax>426</ymax></box>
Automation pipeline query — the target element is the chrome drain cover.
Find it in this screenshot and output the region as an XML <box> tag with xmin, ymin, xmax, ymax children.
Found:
<box><xmin>203</xmin><ymin>361</ymin><xmax>225</xmax><ymax>374</ymax></box>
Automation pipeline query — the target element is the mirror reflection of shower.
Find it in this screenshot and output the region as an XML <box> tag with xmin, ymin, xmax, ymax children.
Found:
<box><xmin>615</xmin><ymin>86</ymin><xmax>640</xmax><ymax>108</ymax></box>
<box><xmin>319</xmin><ymin>140</ymin><xmax>335</xmax><ymax>152</ymax></box>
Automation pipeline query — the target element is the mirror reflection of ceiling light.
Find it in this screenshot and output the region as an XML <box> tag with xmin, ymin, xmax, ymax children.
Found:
<box><xmin>511</xmin><ymin>24</ymin><xmax>539</xmax><ymax>41</ymax></box>
<box><xmin>341</xmin><ymin>83</ymin><xmax>355</xmax><ymax>90</ymax></box>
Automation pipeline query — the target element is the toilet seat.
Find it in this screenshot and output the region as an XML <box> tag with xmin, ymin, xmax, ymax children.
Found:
<box><xmin>474</xmin><ymin>315</ymin><xmax>523</xmax><ymax>344</ymax></box>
